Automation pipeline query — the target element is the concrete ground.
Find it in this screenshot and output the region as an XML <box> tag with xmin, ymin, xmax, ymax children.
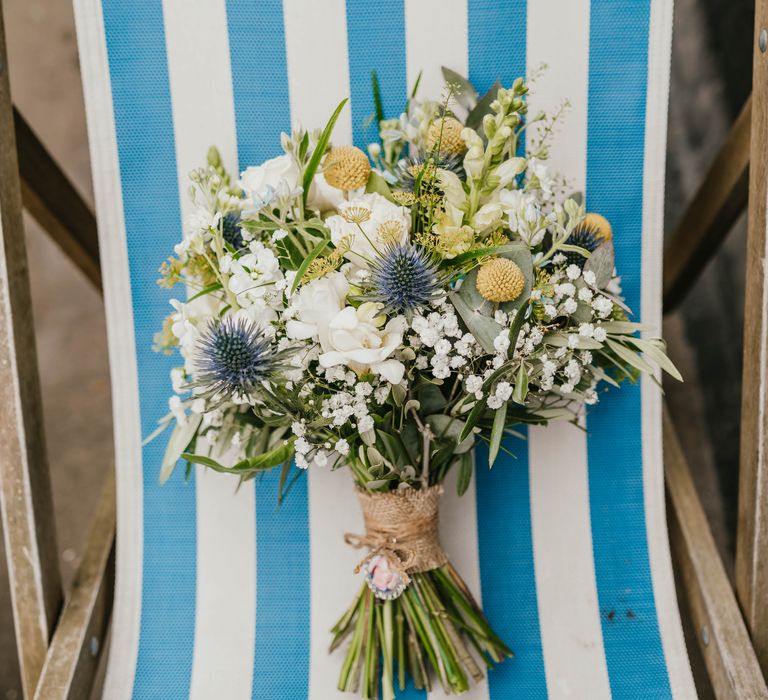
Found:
<box><xmin>0</xmin><ymin>0</ymin><xmax>754</xmax><ymax>697</ymax></box>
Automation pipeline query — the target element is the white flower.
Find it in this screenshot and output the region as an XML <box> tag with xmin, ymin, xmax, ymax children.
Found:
<box><xmin>562</xmin><ymin>298</ymin><xmax>578</xmax><ymax>315</ymax></box>
<box><xmin>307</xmin><ymin>171</ymin><xmax>346</xmax><ymax>213</ymax></box>
<box><xmin>495</xmin><ymin>382</ymin><xmax>513</xmax><ymax>402</ymax></box>
<box><xmin>544</xmin><ymin>304</ymin><xmax>557</xmax><ymax>319</ymax></box>
<box><xmin>593</xmin><ymin>326</ymin><xmax>607</xmax><ymax>342</ymax></box>
<box><xmin>335</xmin><ymin>438</ymin><xmax>350</xmax><ymax>456</ymax></box>
<box><xmin>578</xmin><ymin>286</ymin><xmax>594</xmax><ymax>302</ymax></box>
<box><xmin>358</xmin><ymin>415</ymin><xmax>375</xmax><ymax>432</ymax></box>
<box><xmin>286</xmin><ymin>272</ymin><xmax>349</xmax><ymax>349</ymax></box>
<box><xmin>493</xmin><ymin>332</ymin><xmax>510</xmax><ymax>354</ymax></box>
<box><xmin>566</xmin><ymin>264</ymin><xmax>581</xmax><ymax>280</ymax></box>
<box><xmin>591</xmin><ymin>296</ymin><xmax>613</xmax><ymax>318</ymax></box>
<box><xmin>579</xmin><ymin>323</ymin><xmax>594</xmax><ymax>338</ymax></box>
<box><xmin>465</xmin><ymin>375</ymin><xmax>483</xmax><ymax>394</ymax></box>
<box><xmin>583</xmin><ymin>270</ymin><xmax>597</xmax><ymax>286</ymax></box>
<box><xmin>318</xmin><ymin>302</ymin><xmax>406</xmax><ymax>384</ymax></box>
<box><xmin>291</xmin><ymin>421</ymin><xmax>306</xmax><ymax>437</ymax></box>
<box><xmin>239</xmin><ymin>155</ymin><xmax>298</xmax><ymax>205</ymax></box>
<box><xmin>272</xmin><ymin>228</ymin><xmax>289</xmax><ymax>242</ymax></box>
<box><xmin>327</xmin><ymin>193</ymin><xmax>410</xmax><ymax>269</ymax></box>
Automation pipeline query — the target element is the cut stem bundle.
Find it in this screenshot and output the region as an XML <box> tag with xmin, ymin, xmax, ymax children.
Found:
<box><xmin>331</xmin><ymin>564</ymin><xmax>513</xmax><ymax>699</ymax></box>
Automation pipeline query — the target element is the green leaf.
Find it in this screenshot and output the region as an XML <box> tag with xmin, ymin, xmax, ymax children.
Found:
<box><xmin>466</xmin><ymin>81</ymin><xmax>501</xmax><ymax>132</ymax></box>
<box><xmin>584</xmin><ymin>241</ymin><xmax>615</xmax><ymax>288</ymax></box>
<box><xmin>291</xmin><ymin>236</ymin><xmax>330</xmax><ymax>293</ymax></box>
<box><xmin>441</xmin><ymin>67</ymin><xmax>478</xmax><ymax>111</ymax></box>
<box><xmin>488</xmin><ymin>402</ymin><xmax>508</xmax><ymax>467</ymax></box>
<box><xmin>605</xmin><ymin>338</ymin><xmax>656</xmax><ymax>375</ymax></box>
<box><xmin>405</xmin><ymin>70</ymin><xmax>422</xmax><ymax>112</ymax></box>
<box><xmin>456</xmin><ymin>452</ymin><xmax>473</xmax><ymax>496</ymax></box>
<box><xmin>459</xmin><ymin>398</ymin><xmax>487</xmax><ymax>442</ymax></box>
<box><xmin>180</xmin><ymin>453</ymin><xmax>227</xmax><ymax>470</ymax></box>
<box><xmin>187</xmin><ymin>282</ymin><xmax>223</xmax><ymax>303</ymax></box>
<box><xmin>365</xmin><ymin>171</ymin><xmax>396</xmax><ymax>202</ymax></box>
<box><xmin>449</xmin><ymin>289</ymin><xmax>502</xmax><ymax>354</ymax></box>
<box><xmin>371</xmin><ymin>69</ymin><xmax>385</xmax><ymax>125</ymax></box>
<box><xmin>160</xmin><ymin>413</ymin><xmax>202</xmax><ymax>484</ymax></box>
<box><xmin>622</xmin><ymin>336</ymin><xmax>683</xmax><ymax>381</ymax></box>
<box><xmin>446</xmin><ymin>243</ymin><xmax>530</xmax><ymax>269</ymax></box>
<box><xmin>302</xmin><ymin>98</ymin><xmax>348</xmax><ymax>207</ymax></box>
<box><xmin>599</xmin><ymin>321</ymin><xmax>654</xmax><ymax>334</ymax></box>
<box><xmin>426</xmin><ymin>414</ymin><xmax>474</xmax><ymax>454</ymax></box>
<box><xmin>512</xmin><ymin>363</ymin><xmax>529</xmax><ymax>405</ymax></box>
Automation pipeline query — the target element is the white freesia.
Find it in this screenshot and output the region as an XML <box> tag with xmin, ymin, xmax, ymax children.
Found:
<box><xmin>319</xmin><ymin>302</ymin><xmax>406</xmax><ymax>384</ymax></box>
<box><xmin>499</xmin><ymin>189</ymin><xmax>547</xmax><ymax>246</ymax></box>
<box><xmin>470</xmin><ymin>201</ymin><xmax>503</xmax><ymax>233</ymax></box>
<box><xmin>436</xmin><ymin>169</ymin><xmax>467</xmax><ymax>210</ymax></box>
<box><xmin>327</xmin><ymin>193</ymin><xmax>410</xmax><ymax>269</ymax></box>
<box><xmin>285</xmin><ymin>271</ymin><xmax>350</xmax><ymax>349</ymax></box>
<box><xmin>493</xmin><ymin>157</ymin><xmax>527</xmax><ymax>188</ymax></box>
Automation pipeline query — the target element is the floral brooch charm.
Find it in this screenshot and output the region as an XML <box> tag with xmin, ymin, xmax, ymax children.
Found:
<box><xmin>364</xmin><ymin>554</ymin><xmax>407</xmax><ymax>600</ymax></box>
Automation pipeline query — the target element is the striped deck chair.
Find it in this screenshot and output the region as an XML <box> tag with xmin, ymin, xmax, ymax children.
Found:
<box><xmin>73</xmin><ymin>1</ymin><xmax>697</xmax><ymax>697</ymax></box>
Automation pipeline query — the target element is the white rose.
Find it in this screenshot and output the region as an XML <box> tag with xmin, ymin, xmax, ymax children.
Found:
<box><xmin>326</xmin><ymin>193</ymin><xmax>410</xmax><ymax>269</ymax></box>
<box><xmin>238</xmin><ymin>155</ymin><xmax>299</xmax><ymax>204</ymax></box>
<box><xmin>306</xmin><ymin>171</ymin><xmax>347</xmax><ymax>214</ymax></box>
<box><xmin>318</xmin><ymin>302</ymin><xmax>405</xmax><ymax>384</ymax></box>
<box><xmin>285</xmin><ymin>272</ymin><xmax>349</xmax><ymax>349</ymax></box>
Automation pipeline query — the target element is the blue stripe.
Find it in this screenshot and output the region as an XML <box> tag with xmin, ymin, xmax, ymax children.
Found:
<box><xmin>586</xmin><ymin>2</ymin><xmax>672</xmax><ymax>697</ymax></box>
<box><xmin>468</xmin><ymin>0</ymin><xmax>527</xmax><ymax>95</ymax></box>
<box><xmin>225</xmin><ymin>4</ymin><xmax>311</xmax><ymax>697</ymax></box>
<box><xmin>227</xmin><ymin>0</ymin><xmax>291</xmax><ymax>167</ymax></box>
<box><xmin>346</xmin><ymin>0</ymin><xmax>407</xmax><ymax>149</ymax></box>
<box><xmin>476</xmin><ymin>435</ymin><xmax>547</xmax><ymax>699</ymax></box>
<box><xmin>101</xmin><ymin>1</ymin><xmax>196</xmax><ymax>697</ymax></box>
<box><xmin>468</xmin><ymin>8</ymin><xmax>544</xmax><ymax>696</ymax></box>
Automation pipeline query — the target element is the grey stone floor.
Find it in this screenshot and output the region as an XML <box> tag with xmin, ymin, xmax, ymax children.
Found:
<box><xmin>0</xmin><ymin>0</ymin><xmax>753</xmax><ymax>696</ymax></box>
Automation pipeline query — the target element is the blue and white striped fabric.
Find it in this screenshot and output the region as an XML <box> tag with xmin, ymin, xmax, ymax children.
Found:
<box><xmin>73</xmin><ymin>1</ymin><xmax>695</xmax><ymax>697</ymax></box>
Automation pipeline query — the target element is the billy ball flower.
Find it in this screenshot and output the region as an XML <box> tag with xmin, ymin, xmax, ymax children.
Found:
<box><xmin>426</xmin><ymin>117</ymin><xmax>466</xmax><ymax>156</ymax></box>
<box><xmin>476</xmin><ymin>258</ymin><xmax>525</xmax><ymax>303</ymax></box>
<box><xmin>194</xmin><ymin>317</ymin><xmax>284</xmax><ymax>399</ymax></box>
<box><xmin>366</xmin><ymin>243</ymin><xmax>442</xmax><ymax>316</ymax></box>
<box><xmin>323</xmin><ymin>146</ymin><xmax>371</xmax><ymax>191</ymax></box>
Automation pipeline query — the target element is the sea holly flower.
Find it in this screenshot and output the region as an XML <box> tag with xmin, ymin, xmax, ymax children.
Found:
<box><xmin>194</xmin><ymin>317</ymin><xmax>284</xmax><ymax>400</ymax></box>
<box><xmin>365</xmin><ymin>242</ymin><xmax>443</xmax><ymax>317</ymax></box>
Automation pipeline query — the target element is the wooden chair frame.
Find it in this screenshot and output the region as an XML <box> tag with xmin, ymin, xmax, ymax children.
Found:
<box><xmin>1</xmin><ymin>2</ymin><xmax>768</xmax><ymax>697</ymax></box>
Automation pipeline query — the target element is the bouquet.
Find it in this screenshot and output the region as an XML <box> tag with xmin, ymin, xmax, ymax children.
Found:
<box><xmin>151</xmin><ymin>68</ymin><xmax>679</xmax><ymax>698</ymax></box>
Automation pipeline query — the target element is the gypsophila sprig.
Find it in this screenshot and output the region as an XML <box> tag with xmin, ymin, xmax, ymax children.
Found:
<box><xmin>149</xmin><ymin>67</ymin><xmax>680</xmax><ymax>700</ymax></box>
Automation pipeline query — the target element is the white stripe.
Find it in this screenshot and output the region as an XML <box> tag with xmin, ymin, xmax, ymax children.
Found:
<box><xmin>281</xmin><ymin>13</ymin><xmax>358</xmax><ymax>694</ymax></box>
<box><xmin>308</xmin><ymin>470</ymin><xmax>364</xmax><ymax>699</ymax></box>
<box><xmin>72</xmin><ymin>2</ymin><xmax>142</xmax><ymax>697</ymax></box>
<box><xmin>283</xmin><ymin>0</ymin><xmax>352</xmax><ymax>141</ymax></box>
<box><xmin>432</xmin><ymin>463</ymin><xmax>489</xmax><ymax>700</ymax></box>
<box><xmin>163</xmin><ymin>4</ymin><xmax>256</xmax><ymax>698</ymax></box>
<box><xmin>526</xmin><ymin>3</ymin><xmax>612</xmax><ymax>698</ymax></box>
<box><xmin>405</xmin><ymin>0</ymin><xmax>468</xmax><ymax>103</ymax></box>
<box><xmin>641</xmin><ymin>0</ymin><xmax>697</xmax><ymax>696</ymax></box>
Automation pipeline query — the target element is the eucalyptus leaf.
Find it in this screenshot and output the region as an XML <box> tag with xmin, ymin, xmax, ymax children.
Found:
<box><xmin>466</xmin><ymin>81</ymin><xmax>501</xmax><ymax>132</ymax></box>
<box><xmin>583</xmin><ymin>241</ymin><xmax>615</xmax><ymax>288</ymax></box>
<box><xmin>622</xmin><ymin>336</ymin><xmax>683</xmax><ymax>381</ymax></box>
<box><xmin>450</xmin><ymin>285</ymin><xmax>502</xmax><ymax>354</ymax></box>
<box><xmin>441</xmin><ymin>67</ymin><xmax>478</xmax><ymax>111</ymax></box>
<box><xmin>160</xmin><ymin>413</ymin><xmax>202</xmax><ymax>484</ymax></box>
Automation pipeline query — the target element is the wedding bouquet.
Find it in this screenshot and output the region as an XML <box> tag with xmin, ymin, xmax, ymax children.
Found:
<box><xmin>151</xmin><ymin>68</ymin><xmax>679</xmax><ymax>698</ymax></box>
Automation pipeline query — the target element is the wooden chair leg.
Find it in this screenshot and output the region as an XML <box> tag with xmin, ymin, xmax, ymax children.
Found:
<box><xmin>0</xmin><ymin>5</ymin><xmax>63</xmax><ymax>697</ymax></box>
<box><xmin>736</xmin><ymin>0</ymin><xmax>768</xmax><ymax>676</ymax></box>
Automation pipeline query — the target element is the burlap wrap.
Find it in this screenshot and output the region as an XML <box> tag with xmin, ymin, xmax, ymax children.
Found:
<box><xmin>344</xmin><ymin>485</ymin><xmax>448</xmax><ymax>583</ymax></box>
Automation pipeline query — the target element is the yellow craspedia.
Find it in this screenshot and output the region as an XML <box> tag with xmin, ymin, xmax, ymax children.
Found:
<box><xmin>579</xmin><ymin>212</ymin><xmax>612</xmax><ymax>241</ymax></box>
<box><xmin>323</xmin><ymin>146</ymin><xmax>371</xmax><ymax>191</ymax></box>
<box><xmin>426</xmin><ymin>117</ymin><xmax>466</xmax><ymax>155</ymax></box>
<box><xmin>476</xmin><ymin>258</ymin><xmax>526</xmax><ymax>303</ymax></box>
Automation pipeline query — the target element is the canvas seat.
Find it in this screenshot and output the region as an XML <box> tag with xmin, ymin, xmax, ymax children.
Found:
<box><xmin>72</xmin><ymin>0</ymin><xmax>696</xmax><ymax>697</ymax></box>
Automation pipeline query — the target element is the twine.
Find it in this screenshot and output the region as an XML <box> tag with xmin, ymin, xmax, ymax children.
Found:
<box><xmin>344</xmin><ymin>485</ymin><xmax>448</xmax><ymax>584</ymax></box>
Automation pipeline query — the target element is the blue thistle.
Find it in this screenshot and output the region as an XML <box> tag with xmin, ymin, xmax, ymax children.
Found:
<box><xmin>395</xmin><ymin>154</ymin><xmax>465</xmax><ymax>193</ymax></box>
<box><xmin>366</xmin><ymin>243</ymin><xmax>442</xmax><ymax>316</ymax></box>
<box><xmin>563</xmin><ymin>225</ymin><xmax>601</xmax><ymax>268</ymax></box>
<box><xmin>195</xmin><ymin>317</ymin><xmax>281</xmax><ymax>399</ymax></box>
<box><xmin>222</xmin><ymin>212</ymin><xmax>244</xmax><ymax>251</ymax></box>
